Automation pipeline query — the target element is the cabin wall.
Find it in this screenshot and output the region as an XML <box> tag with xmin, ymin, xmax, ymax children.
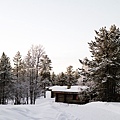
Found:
<box><xmin>55</xmin><ymin>92</ymin><xmax>80</xmax><ymax>104</ymax></box>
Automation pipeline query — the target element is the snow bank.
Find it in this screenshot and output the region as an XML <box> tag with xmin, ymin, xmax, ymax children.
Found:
<box><xmin>0</xmin><ymin>98</ymin><xmax>120</xmax><ymax>120</ymax></box>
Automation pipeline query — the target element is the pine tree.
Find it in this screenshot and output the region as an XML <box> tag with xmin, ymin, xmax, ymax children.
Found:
<box><xmin>78</xmin><ymin>57</ymin><xmax>92</xmax><ymax>86</ymax></box>
<box><xmin>40</xmin><ymin>55</ymin><xmax>52</xmax><ymax>97</ymax></box>
<box><xmin>74</xmin><ymin>69</ymin><xmax>80</xmax><ymax>85</ymax></box>
<box><xmin>13</xmin><ymin>51</ymin><xmax>23</xmax><ymax>104</ymax></box>
<box><xmin>25</xmin><ymin>50</ymin><xmax>34</xmax><ymax>104</ymax></box>
<box><xmin>87</xmin><ymin>25</ymin><xmax>120</xmax><ymax>101</ymax></box>
<box><xmin>0</xmin><ymin>52</ymin><xmax>12</xmax><ymax>104</ymax></box>
<box><xmin>66</xmin><ymin>66</ymin><xmax>77</xmax><ymax>88</ymax></box>
<box><xmin>51</xmin><ymin>72</ymin><xmax>57</xmax><ymax>85</ymax></box>
<box><xmin>57</xmin><ymin>72</ymin><xmax>67</xmax><ymax>86</ymax></box>
<box><xmin>19</xmin><ymin>60</ymin><xmax>28</xmax><ymax>104</ymax></box>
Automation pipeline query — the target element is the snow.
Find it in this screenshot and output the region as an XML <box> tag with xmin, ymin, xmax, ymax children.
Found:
<box><xmin>0</xmin><ymin>98</ymin><xmax>120</xmax><ymax>120</ymax></box>
<box><xmin>49</xmin><ymin>85</ymin><xmax>88</xmax><ymax>92</ymax></box>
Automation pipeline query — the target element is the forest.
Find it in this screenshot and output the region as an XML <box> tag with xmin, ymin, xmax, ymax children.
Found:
<box><xmin>0</xmin><ymin>25</ymin><xmax>120</xmax><ymax>105</ymax></box>
<box><xmin>0</xmin><ymin>45</ymin><xmax>79</xmax><ymax>104</ymax></box>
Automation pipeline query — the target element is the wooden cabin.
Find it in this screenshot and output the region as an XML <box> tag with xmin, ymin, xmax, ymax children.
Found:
<box><xmin>49</xmin><ymin>86</ymin><xmax>89</xmax><ymax>104</ymax></box>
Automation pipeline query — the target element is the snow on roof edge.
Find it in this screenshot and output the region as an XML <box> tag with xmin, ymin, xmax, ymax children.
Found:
<box><xmin>49</xmin><ymin>85</ymin><xmax>89</xmax><ymax>92</ymax></box>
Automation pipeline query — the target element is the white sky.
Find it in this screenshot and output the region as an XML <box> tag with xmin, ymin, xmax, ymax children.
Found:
<box><xmin>0</xmin><ymin>0</ymin><xmax>120</xmax><ymax>73</ymax></box>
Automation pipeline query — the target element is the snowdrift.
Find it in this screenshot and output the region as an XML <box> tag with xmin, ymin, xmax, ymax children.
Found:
<box><xmin>0</xmin><ymin>98</ymin><xmax>120</xmax><ymax>120</ymax></box>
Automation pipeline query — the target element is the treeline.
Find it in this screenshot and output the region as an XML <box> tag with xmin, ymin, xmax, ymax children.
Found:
<box><xmin>0</xmin><ymin>45</ymin><xmax>79</xmax><ymax>105</ymax></box>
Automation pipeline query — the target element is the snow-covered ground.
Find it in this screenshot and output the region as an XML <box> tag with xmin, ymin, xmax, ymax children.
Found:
<box><xmin>0</xmin><ymin>97</ymin><xmax>120</xmax><ymax>120</ymax></box>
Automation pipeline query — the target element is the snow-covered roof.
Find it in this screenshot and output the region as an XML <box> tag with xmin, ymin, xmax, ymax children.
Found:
<box><xmin>49</xmin><ymin>85</ymin><xmax>88</xmax><ymax>92</ymax></box>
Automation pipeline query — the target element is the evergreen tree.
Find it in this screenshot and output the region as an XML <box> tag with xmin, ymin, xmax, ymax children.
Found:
<box><xmin>78</xmin><ymin>57</ymin><xmax>92</xmax><ymax>86</ymax></box>
<box><xmin>19</xmin><ymin>60</ymin><xmax>28</xmax><ymax>104</ymax></box>
<box><xmin>40</xmin><ymin>55</ymin><xmax>52</xmax><ymax>97</ymax></box>
<box><xmin>51</xmin><ymin>72</ymin><xmax>57</xmax><ymax>85</ymax></box>
<box><xmin>66</xmin><ymin>66</ymin><xmax>77</xmax><ymax>87</ymax></box>
<box><xmin>74</xmin><ymin>69</ymin><xmax>80</xmax><ymax>83</ymax></box>
<box><xmin>25</xmin><ymin>50</ymin><xmax>34</xmax><ymax>104</ymax></box>
<box><xmin>13</xmin><ymin>51</ymin><xmax>23</xmax><ymax>104</ymax></box>
<box><xmin>86</xmin><ymin>25</ymin><xmax>120</xmax><ymax>101</ymax></box>
<box><xmin>57</xmin><ymin>72</ymin><xmax>67</xmax><ymax>86</ymax></box>
<box><xmin>0</xmin><ymin>52</ymin><xmax>12</xmax><ymax>104</ymax></box>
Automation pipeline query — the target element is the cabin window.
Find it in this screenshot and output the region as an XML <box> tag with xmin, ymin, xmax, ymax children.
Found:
<box><xmin>73</xmin><ymin>94</ymin><xmax>78</xmax><ymax>100</ymax></box>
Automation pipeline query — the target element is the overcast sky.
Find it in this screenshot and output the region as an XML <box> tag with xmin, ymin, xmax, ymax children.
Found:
<box><xmin>0</xmin><ymin>0</ymin><xmax>120</xmax><ymax>73</ymax></box>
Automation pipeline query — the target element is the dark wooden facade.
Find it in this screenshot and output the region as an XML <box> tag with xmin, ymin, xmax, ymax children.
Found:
<box><xmin>55</xmin><ymin>91</ymin><xmax>80</xmax><ymax>104</ymax></box>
